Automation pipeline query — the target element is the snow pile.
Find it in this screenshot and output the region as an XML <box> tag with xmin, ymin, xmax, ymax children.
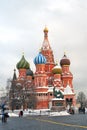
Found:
<box><xmin>7</xmin><ymin>109</ymin><xmax>70</xmax><ymax>117</ymax></box>
<box><xmin>8</xmin><ymin>110</ymin><xmax>20</xmax><ymax>117</ymax></box>
<box><xmin>24</xmin><ymin>109</ymin><xmax>70</xmax><ymax>116</ymax></box>
<box><xmin>49</xmin><ymin>110</ymin><xmax>70</xmax><ymax>116</ymax></box>
<box><xmin>8</xmin><ymin>112</ymin><xmax>18</xmax><ymax>117</ymax></box>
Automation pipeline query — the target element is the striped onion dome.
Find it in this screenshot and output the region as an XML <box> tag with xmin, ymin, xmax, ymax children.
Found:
<box><xmin>34</xmin><ymin>52</ymin><xmax>46</xmax><ymax>65</ymax></box>
<box><xmin>16</xmin><ymin>54</ymin><xmax>30</xmax><ymax>69</ymax></box>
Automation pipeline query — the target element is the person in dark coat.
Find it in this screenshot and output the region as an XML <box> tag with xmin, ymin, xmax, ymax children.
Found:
<box><xmin>19</xmin><ymin>110</ymin><xmax>23</xmax><ymax>117</ymax></box>
<box><xmin>1</xmin><ymin>103</ymin><xmax>9</xmax><ymax>123</ymax></box>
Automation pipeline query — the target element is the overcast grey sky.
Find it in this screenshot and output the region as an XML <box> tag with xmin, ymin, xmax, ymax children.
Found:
<box><xmin>0</xmin><ymin>0</ymin><xmax>87</xmax><ymax>96</ymax></box>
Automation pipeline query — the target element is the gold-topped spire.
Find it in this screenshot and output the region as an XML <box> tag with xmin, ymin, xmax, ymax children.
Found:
<box><xmin>43</xmin><ymin>26</ymin><xmax>48</xmax><ymax>32</ymax></box>
<box><xmin>43</xmin><ymin>26</ymin><xmax>48</xmax><ymax>39</ymax></box>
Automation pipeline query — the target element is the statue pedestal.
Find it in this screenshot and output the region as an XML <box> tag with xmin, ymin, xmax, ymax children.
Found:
<box><xmin>51</xmin><ymin>98</ymin><xmax>66</xmax><ymax>112</ymax></box>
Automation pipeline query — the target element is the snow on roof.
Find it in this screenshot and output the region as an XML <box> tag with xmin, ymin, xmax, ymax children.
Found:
<box><xmin>60</xmin><ymin>86</ymin><xmax>64</xmax><ymax>89</ymax></box>
<box><xmin>53</xmin><ymin>65</ymin><xmax>61</xmax><ymax>69</ymax></box>
<box><xmin>55</xmin><ymin>87</ymin><xmax>59</xmax><ymax>91</ymax></box>
<box><xmin>16</xmin><ymin>83</ymin><xmax>22</xmax><ymax>86</ymax></box>
<box><xmin>54</xmin><ymin>88</ymin><xmax>64</xmax><ymax>94</ymax></box>
<box><xmin>37</xmin><ymin>86</ymin><xmax>48</xmax><ymax>89</ymax></box>
<box><xmin>54</xmin><ymin>79</ymin><xmax>61</xmax><ymax>81</ymax></box>
<box><xmin>64</xmin><ymin>84</ymin><xmax>74</xmax><ymax>95</ymax></box>
<box><xmin>48</xmin><ymin>86</ymin><xmax>54</xmax><ymax>92</ymax></box>
<box><xmin>52</xmin><ymin>98</ymin><xmax>65</xmax><ymax>101</ymax></box>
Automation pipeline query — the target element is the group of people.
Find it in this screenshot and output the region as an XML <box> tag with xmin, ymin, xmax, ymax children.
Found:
<box><xmin>2</xmin><ymin>112</ymin><xmax>9</xmax><ymax>123</ymax></box>
<box><xmin>78</xmin><ymin>107</ymin><xmax>85</xmax><ymax>114</ymax></box>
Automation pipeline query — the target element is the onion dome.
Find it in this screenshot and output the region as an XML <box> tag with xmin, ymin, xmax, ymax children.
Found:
<box><xmin>52</xmin><ymin>62</ymin><xmax>62</xmax><ymax>74</ymax></box>
<box><xmin>43</xmin><ymin>26</ymin><xmax>48</xmax><ymax>32</ymax></box>
<box><xmin>16</xmin><ymin>54</ymin><xmax>30</xmax><ymax>69</ymax></box>
<box><xmin>60</xmin><ymin>52</ymin><xmax>70</xmax><ymax>66</ymax></box>
<box><xmin>26</xmin><ymin>68</ymin><xmax>33</xmax><ymax>76</ymax></box>
<box><xmin>34</xmin><ymin>52</ymin><xmax>46</xmax><ymax>65</ymax></box>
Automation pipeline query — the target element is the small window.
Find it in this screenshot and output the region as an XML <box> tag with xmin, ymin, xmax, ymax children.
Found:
<box><xmin>50</xmin><ymin>93</ymin><xmax>52</xmax><ymax>96</ymax></box>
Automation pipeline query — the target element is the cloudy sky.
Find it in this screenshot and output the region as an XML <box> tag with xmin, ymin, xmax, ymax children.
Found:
<box><xmin>0</xmin><ymin>0</ymin><xmax>87</xmax><ymax>96</ymax></box>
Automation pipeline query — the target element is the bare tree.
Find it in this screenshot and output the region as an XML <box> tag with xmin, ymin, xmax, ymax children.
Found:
<box><xmin>77</xmin><ymin>91</ymin><xmax>86</xmax><ymax>107</ymax></box>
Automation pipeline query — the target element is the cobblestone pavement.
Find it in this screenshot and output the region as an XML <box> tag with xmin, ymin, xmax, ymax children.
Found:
<box><xmin>0</xmin><ymin>114</ymin><xmax>87</xmax><ymax>130</ymax></box>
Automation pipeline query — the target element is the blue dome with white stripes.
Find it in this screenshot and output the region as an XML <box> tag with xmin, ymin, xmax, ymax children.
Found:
<box><xmin>34</xmin><ymin>52</ymin><xmax>46</xmax><ymax>65</ymax></box>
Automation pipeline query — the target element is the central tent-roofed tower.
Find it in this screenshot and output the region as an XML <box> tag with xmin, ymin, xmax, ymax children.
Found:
<box><xmin>41</xmin><ymin>27</ymin><xmax>55</xmax><ymax>78</ymax></box>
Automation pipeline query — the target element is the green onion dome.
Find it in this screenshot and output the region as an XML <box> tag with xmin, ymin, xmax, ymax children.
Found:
<box><xmin>16</xmin><ymin>54</ymin><xmax>30</xmax><ymax>69</ymax></box>
<box><xmin>60</xmin><ymin>53</ymin><xmax>70</xmax><ymax>66</ymax></box>
<box><xmin>52</xmin><ymin>63</ymin><xmax>62</xmax><ymax>74</ymax></box>
<box><xmin>26</xmin><ymin>68</ymin><xmax>33</xmax><ymax>76</ymax></box>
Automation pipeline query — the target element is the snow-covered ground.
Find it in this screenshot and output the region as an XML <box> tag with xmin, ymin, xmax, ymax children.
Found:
<box><xmin>7</xmin><ymin>109</ymin><xmax>70</xmax><ymax>117</ymax></box>
<box><xmin>0</xmin><ymin>107</ymin><xmax>87</xmax><ymax>118</ymax></box>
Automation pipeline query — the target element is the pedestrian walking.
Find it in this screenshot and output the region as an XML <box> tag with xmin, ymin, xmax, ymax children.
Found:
<box><xmin>19</xmin><ymin>110</ymin><xmax>23</xmax><ymax>117</ymax></box>
<box><xmin>1</xmin><ymin>102</ymin><xmax>9</xmax><ymax>123</ymax></box>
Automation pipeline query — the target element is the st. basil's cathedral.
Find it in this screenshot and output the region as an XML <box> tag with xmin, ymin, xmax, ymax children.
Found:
<box><xmin>9</xmin><ymin>27</ymin><xmax>76</xmax><ymax>110</ymax></box>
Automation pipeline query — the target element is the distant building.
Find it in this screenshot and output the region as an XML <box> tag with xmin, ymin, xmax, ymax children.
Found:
<box><xmin>9</xmin><ymin>27</ymin><xmax>76</xmax><ymax>110</ymax></box>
